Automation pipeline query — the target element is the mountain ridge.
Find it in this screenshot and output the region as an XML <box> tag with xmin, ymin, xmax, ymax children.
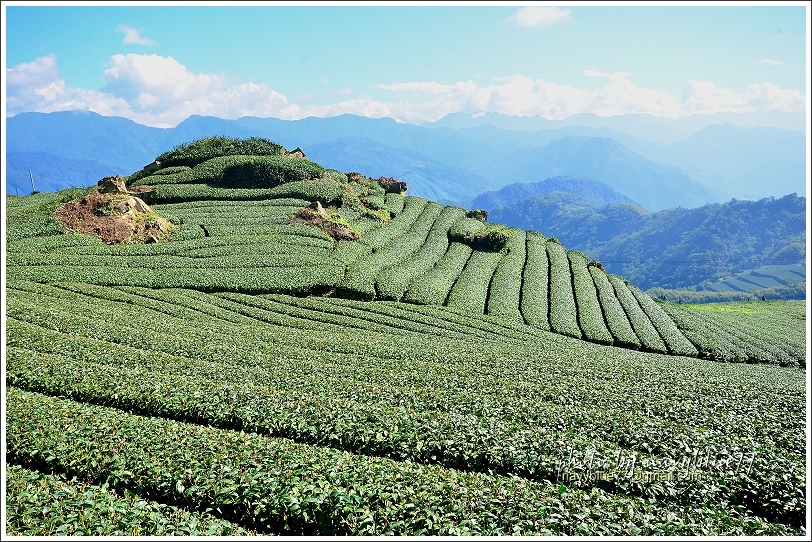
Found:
<box><xmin>6</xmin><ymin>110</ymin><xmax>806</xmax><ymax>208</ymax></box>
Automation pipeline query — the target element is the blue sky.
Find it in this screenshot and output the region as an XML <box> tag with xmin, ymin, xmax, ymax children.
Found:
<box><xmin>3</xmin><ymin>2</ymin><xmax>809</xmax><ymax>127</ymax></box>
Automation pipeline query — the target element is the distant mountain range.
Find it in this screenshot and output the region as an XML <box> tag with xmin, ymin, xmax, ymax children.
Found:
<box><xmin>4</xmin><ymin>110</ymin><xmax>806</xmax><ymax>211</ymax></box>
<box><xmin>471</xmin><ymin>176</ymin><xmax>638</xmax><ymax>210</ymax></box>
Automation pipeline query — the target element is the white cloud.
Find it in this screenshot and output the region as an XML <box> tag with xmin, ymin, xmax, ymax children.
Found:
<box><xmin>754</xmin><ymin>59</ymin><xmax>785</xmax><ymax>66</ymax></box>
<box><xmin>5</xmin><ymin>54</ymin><xmax>300</xmax><ymax>127</ymax></box>
<box><xmin>115</xmin><ymin>24</ymin><xmax>157</xmax><ymax>46</ymax></box>
<box><xmin>5</xmin><ymin>54</ymin><xmax>60</xmax><ymax>93</ymax></box>
<box><xmin>5</xmin><ymin>54</ymin><xmax>806</xmax><ymax>127</ymax></box>
<box><xmin>680</xmin><ymin>79</ymin><xmax>805</xmax><ymax>114</ymax></box>
<box><xmin>103</xmin><ymin>54</ymin><xmax>226</xmax><ymax>102</ymax></box>
<box><xmin>507</xmin><ymin>7</ymin><xmax>572</xmax><ymax>28</ymax></box>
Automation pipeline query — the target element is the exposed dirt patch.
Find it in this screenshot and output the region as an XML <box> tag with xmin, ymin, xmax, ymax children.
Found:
<box><xmin>292</xmin><ymin>202</ymin><xmax>360</xmax><ymax>241</ymax></box>
<box><xmin>54</xmin><ymin>189</ymin><xmax>172</xmax><ymax>244</ymax></box>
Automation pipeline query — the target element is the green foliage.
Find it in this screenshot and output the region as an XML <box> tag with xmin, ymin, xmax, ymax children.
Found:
<box><xmin>491</xmin><ymin>193</ymin><xmax>805</xmax><ymax>292</ymax></box>
<box><xmin>5</xmin><ymin>465</ymin><xmax>255</xmax><ymax>536</ymax></box>
<box><xmin>446</xmin><ymin>250</ymin><xmax>504</xmax><ymax>314</ymax></box>
<box><xmin>375</xmin><ymin>206</ymin><xmax>465</xmax><ymax>301</ymax></box>
<box><xmin>485</xmin><ymin>229</ymin><xmax>526</xmax><ymax>323</ymax></box>
<box><xmin>520</xmin><ymin>231</ymin><xmax>550</xmax><ymax>330</ymax></box>
<box><xmin>404</xmin><ymin>242</ymin><xmax>473</xmax><ymax>305</ymax></box>
<box><xmin>337</xmin><ymin>202</ymin><xmax>443</xmax><ymax>301</ymax></box>
<box><xmin>546</xmin><ymin>241</ymin><xmax>582</xmax><ymax>339</ymax></box>
<box><xmin>629</xmin><ymin>285</ymin><xmax>698</xmax><ymax>357</ymax></box>
<box><xmin>360</xmin><ymin>196</ymin><xmax>428</xmax><ymax>251</ymax></box>
<box><xmin>650</xmin><ymin>278</ymin><xmax>806</xmax><ymax>304</ymax></box>
<box><xmin>154</xmin><ymin>136</ymin><xmax>285</xmax><ymax>169</ymax></box>
<box><xmin>5</xmin><ymin>143</ymin><xmax>807</xmax><ymax>536</ymax></box>
<box><xmin>133</xmin><ymin>155</ymin><xmax>325</xmax><ymax>190</ymax></box>
<box><xmin>4</xmin><ymin>188</ymin><xmax>92</xmax><ymax>243</ymax></box>
<box><xmin>608</xmin><ymin>275</ymin><xmax>669</xmax><ymax>354</ymax></box>
<box><xmin>324</xmin><ymin>169</ymin><xmax>348</xmax><ymax>183</ymax></box>
<box><xmin>384</xmin><ymin>192</ymin><xmax>406</xmax><ymax>216</ymax></box>
<box><xmin>449</xmin><ymin>216</ymin><xmax>509</xmax><ymax>251</ymax></box>
<box><xmin>589</xmin><ymin>265</ymin><xmax>641</xmax><ymax>349</ymax></box>
<box><xmin>466</xmin><ymin>208</ymin><xmax>489</xmax><ymax>222</ymax></box>
<box><xmin>472</xmin><ymin>224</ymin><xmax>511</xmax><ymax>251</ymax></box>
<box><xmin>568</xmin><ymin>250</ymin><xmax>614</xmax><ymax>345</ymax></box>
<box><xmin>151</xmin><ymin>165</ymin><xmax>191</xmax><ymax>176</ymax></box>
<box><xmin>5</xmin><ymin>280</ymin><xmax>806</xmax><ymax>534</ymax></box>
<box><xmin>448</xmin><ymin>215</ymin><xmax>485</xmax><ymax>243</ymax></box>
<box><xmin>660</xmin><ymin>301</ymin><xmax>804</xmax><ymax>365</ymax></box>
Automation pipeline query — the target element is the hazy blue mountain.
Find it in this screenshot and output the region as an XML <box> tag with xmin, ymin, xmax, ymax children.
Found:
<box><xmin>628</xmin><ymin>124</ymin><xmax>807</xmax><ymax>201</ymax></box>
<box><xmin>470</xmin><ymin>176</ymin><xmax>638</xmax><ymax>210</ymax></box>
<box><xmin>307</xmin><ymin>137</ymin><xmax>492</xmax><ymax>205</ymax></box>
<box><xmin>6</xmin><ymin>111</ymin><xmax>168</xmax><ymax>173</ymax></box>
<box><xmin>500</xmin><ymin>136</ymin><xmax>720</xmax><ymax>211</ymax></box>
<box><xmin>427</xmin><ymin>111</ymin><xmax>806</xmax><ymax>143</ymax></box>
<box><xmin>6</xmin><ymin>152</ymin><xmax>126</xmax><ymax>195</ymax></box>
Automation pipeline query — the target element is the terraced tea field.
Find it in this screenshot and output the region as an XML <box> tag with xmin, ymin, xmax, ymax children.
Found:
<box><xmin>4</xmin><ymin>138</ymin><xmax>807</xmax><ymax>535</ymax></box>
<box><xmin>706</xmin><ymin>264</ymin><xmax>806</xmax><ymax>293</ymax></box>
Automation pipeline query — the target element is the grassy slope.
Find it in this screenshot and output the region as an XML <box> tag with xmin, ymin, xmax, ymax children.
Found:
<box><xmin>3</xmin><ymin>146</ymin><xmax>807</xmax><ymax>535</ymax></box>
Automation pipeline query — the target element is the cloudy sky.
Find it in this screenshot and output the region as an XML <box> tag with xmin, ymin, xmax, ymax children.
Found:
<box><xmin>3</xmin><ymin>2</ymin><xmax>809</xmax><ymax>127</ymax></box>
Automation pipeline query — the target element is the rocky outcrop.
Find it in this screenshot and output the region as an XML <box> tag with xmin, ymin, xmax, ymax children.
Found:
<box><xmin>97</xmin><ymin>175</ymin><xmax>128</xmax><ymax>194</ymax></box>
<box><xmin>54</xmin><ymin>176</ymin><xmax>172</xmax><ymax>244</ymax></box>
<box><xmin>375</xmin><ymin>176</ymin><xmax>408</xmax><ymax>194</ymax></box>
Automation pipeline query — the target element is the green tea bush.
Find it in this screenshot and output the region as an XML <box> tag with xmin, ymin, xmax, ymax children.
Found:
<box><xmin>155</xmin><ymin>136</ymin><xmax>285</xmax><ymax>169</ymax></box>
<box><xmin>338</xmin><ymin>203</ymin><xmax>443</xmax><ymax>301</ymax></box>
<box><xmin>568</xmin><ymin>250</ymin><xmax>614</xmax><ymax>345</ymax></box>
<box><xmin>215</xmin><ymin>156</ymin><xmax>325</xmax><ymax>188</ymax></box>
<box><xmin>376</xmin><ymin>206</ymin><xmax>465</xmax><ymax>301</ymax></box>
<box><xmin>135</xmin><ymin>156</ymin><xmax>325</xmax><ymax>190</ymax></box>
<box><xmin>384</xmin><ymin>192</ymin><xmax>405</xmax><ymax>216</ymax></box>
<box><xmin>608</xmin><ymin>275</ymin><xmax>669</xmax><ymax>354</ymax></box>
<box><xmin>659</xmin><ymin>303</ymin><xmax>758</xmax><ymax>362</ymax></box>
<box><xmin>448</xmin><ymin>216</ymin><xmax>486</xmax><ymax>243</ymax></box>
<box><xmin>361</xmin><ymin>196</ymin><xmax>428</xmax><ymax>251</ymax></box>
<box><xmin>152</xmin><ymin>165</ymin><xmax>191</xmax><ymax>176</ymax></box>
<box><xmin>10</xmin><ymin>389</ymin><xmax>797</xmax><ymax>536</ymax></box>
<box><xmin>266</xmin><ymin>179</ymin><xmax>344</xmax><ymax>204</ymax></box>
<box><xmin>449</xmin><ymin>217</ymin><xmax>509</xmax><ymax>251</ymax></box>
<box><xmin>629</xmin><ymin>286</ymin><xmax>698</xmax><ymax>357</ymax></box>
<box><xmin>472</xmin><ymin>224</ymin><xmax>511</xmax><ymax>251</ymax></box>
<box><xmin>520</xmin><ymin>231</ymin><xmax>550</xmax><ymax>330</ymax></box>
<box><xmin>324</xmin><ymin>169</ymin><xmax>348</xmax><ymax>183</ymax></box>
<box><xmin>446</xmin><ymin>250</ymin><xmax>504</xmax><ymax>314</ymax></box>
<box><xmin>546</xmin><ymin>241</ymin><xmax>582</xmax><ymax>339</ymax></box>
<box><xmin>332</xmin><ymin>240</ymin><xmax>373</xmax><ymax>265</ymax></box>
<box><xmin>4</xmin><ymin>465</ymin><xmax>255</xmax><ymax>536</ymax></box>
<box><xmin>485</xmin><ymin>229</ymin><xmax>525</xmax><ymax>323</ymax></box>
<box><xmin>466</xmin><ymin>208</ymin><xmax>489</xmax><ymax>223</ymax></box>
<box><xmin>404</xmin><ymin>242</ymin><xmax>473</xmax><ymax>305</ymax></box>
<box><xmin>589</xmin><ymin>265</ymin><xmax>641</xmax><ymax>349</ymax></box>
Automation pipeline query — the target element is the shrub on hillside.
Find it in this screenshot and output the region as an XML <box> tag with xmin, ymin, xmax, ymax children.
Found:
<box><xmin>466</xmin><ymin>209</ymin><xmax>488</xmax><ymax>223</ymax></box>
<box><xmin>215</xmin><ymin>156</ymin><xmax>325</xmax><ymax>188</ymax></box>
<box><xmin>471</xmin><ymin>225</ymin><xmax>510</xmax><ymax>251</ymax></box>
<box><xmin>155</xmin><ymin>136</ymin><xmax>285</xmax><ymax>169</ymax></box>
<box><xmin>448</xmin><ymin>217</ymin><xmax>509</xmax><ymax>251</ymax></box>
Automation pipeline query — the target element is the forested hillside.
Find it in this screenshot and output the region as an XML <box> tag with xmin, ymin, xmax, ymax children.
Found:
<box><xmin>486</xmin><ymin>192</ymin><xmax>805</xmax><ymax>294</ymax></box>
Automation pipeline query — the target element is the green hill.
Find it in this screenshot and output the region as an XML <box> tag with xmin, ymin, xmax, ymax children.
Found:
<box><xmin>4</xmin><ymin>137</ymin><xmax>806</xmax><ymax>536</ymax></box>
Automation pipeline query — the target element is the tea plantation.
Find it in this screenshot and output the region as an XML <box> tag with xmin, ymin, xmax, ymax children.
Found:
<box><xmin>4</xmin><ymin>137</ymin><xmax>807</xmax><ymax>535</ymax></box>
